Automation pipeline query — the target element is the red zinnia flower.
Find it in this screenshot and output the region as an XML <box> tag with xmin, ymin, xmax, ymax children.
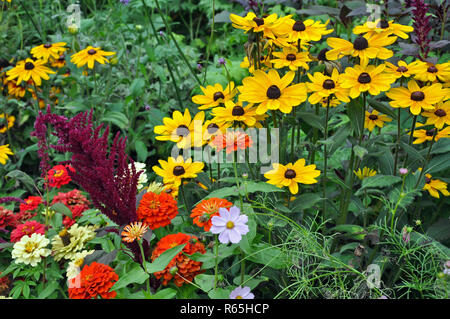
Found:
<box><xmin>62</xmin><ymin>205</ymin><xmax>86</xmax><ymax>228</ymax></box>
<box><xmin>137</xmin><ymin>192</ymin><xmax>178</xmax><ymax>230</ymax></box>
<box><xmin>190</xmin><ymin>198</ymin><xmax>233</xmax><ymax>231</ymax></box>
<box><xmin>47</xmin><ymin>164</ymin><xmax>74</xmax><ymax>188</ymax></box>
<box><xmin>0</xmin><ymin>206</ymin><xmax>17</xmax><ymax>230</ymax></box>
<box><xmin>152</xmin><ymin>233</ymin><xmax>206</xmax><ymax>287</ymax></box>
<box><xmin>19</xmin><ymin>196</ymin><xmax>42</xmax><ymax>213</ymax></box>
<box><xmin>0</xmin><ymin>272</ymin><xmax>12</xmax><ymax>296</ymax></box>
<box><xmin>210</xmin><ymin>130</ymin><xmax>253</xmax><ymax>154</ymax></box>
<box><xmin>68</xmin><ymin>262</ymin><xmax>119</xmax><ymax>299</ymax></box>
<box><xmin>10</xmin><ymin>220</ymin><xmax>46</xmax><ymax>242</ymax></box>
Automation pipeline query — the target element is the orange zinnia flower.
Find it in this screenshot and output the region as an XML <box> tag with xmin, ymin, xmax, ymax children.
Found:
<box><xmin>210</xmin><ymin>130</ymin><xmax>253</xmax><ymax>154</ymax></box>
<box><xmin>137</xmin><ymin>192</ymin><xmax>178</xmax><ymax>230</ymax></box>
<box><xmin>121</xmin><ymin>222</ymin><xmax>148</xmax><ymax>243</ymax></box>
<box><xmin>152</xmin><ymin>233</ymin><xmax>206</xmax><ymax>287</ymax></box>
<box><xmin>68</xmin><ymin>262</ymin><xmax>118</xmax><ymax>299</ymax></box>
<box><xmin>190</xmin><ymin>198</ymin><xmax>233</xmax><ymax>231</ymax></box>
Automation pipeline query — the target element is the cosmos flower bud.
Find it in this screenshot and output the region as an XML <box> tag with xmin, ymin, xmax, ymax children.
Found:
<box><xmin>68</xmin><ymin>24</ymin><xmax>79</xmax><ymax>35</ymax></box>
<box><xmin>399</xmin><ymin>168</ymin><xmax>408</xmax><ymax>175</ymax></box>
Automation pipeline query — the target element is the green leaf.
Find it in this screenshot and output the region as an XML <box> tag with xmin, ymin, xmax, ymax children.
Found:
<box><xmin>296</xmin><ymin>111</ymin><xmax>324</xmax><ymax>131</ymax></box>
<box><xmin>241</xmin><ymin>181</ymin><xmax>285</xmax><ymax>194</ymax></box>
<box><xmin>353</xmin><ymin>145</ymin><xmax>368</xmax><ymax>160</ymax></box>
<box><xmin>135</xmin><ymin>140</ymin><xmax>148</xmax><ymax>162</ymax></box>
<box><xmin>426</xmin><ymin>154</ymin><xmax>450</xmax><ymax>174</ymax></box>
<box><xmin>208</xmin><ymin>288</ymin><xmax>231</xmax><ymax>299</ymax></box>
<box><xmin>367</xmin><ymin>98</ymin><xmax>397</xmax><ymax>118</ymax></box>
<box><xmin>291</xmin><ymin>193</ymin><xmax>322</xmax><ymax>211</ymax></box>
<box><xmin>129</xmin><ymin>78</ymin><xmax>145</xmax><ymax>97</ymax></box>
<box><xmin>204</xmin><ymin>186</ymin><xmax>238</xmax><ymax>200</ymax></box>
<box><xmin>112</xmin><ymin>264</ymin><xmax>149</xmax><ymax>291</ymax></box>
<box><xmin>38</xmin><ymin>282</ymin><xmax>59</xmax><ymax>299</ymax></box>
<box><xmin>101</xmin><ymin>111</ymin><xmax>129</xmax><ymax>129</ymax></box>
<box><xmin>232</xmin><ymin>275</ymin><xmax>269</xmax><ymax>290</ymax></box>
<box><xmin>400</xmin><ymin>141</ymin><xmax>425</xmax><ymax>162</ymax></box>
<box><xmin>51</xmin><ymin>202</ymin><xmax>72</xmax><ymax>219</ymax></box>
<box><xmin>330</xmin><ymin>224</ymin><xmax>366</xmax><ymax>240</ymax></box>
<box><xmin>5</xmin><ymin>170</ymin><xmax>35</xmax><ymax>189</ymax></box>
<box><xmin>358</xmin><ymin>175</ymin><xmax>402</xmax><ymax>192</ymax></box>
<box><xmin>346</xmin><ymin>98</ymin><xmax>364</xmax><ymax>135</ymax></box>
<box><xmin>188</xmin><ymin>245</ymin><xmax>237</xmax><ymax>269</ymax></box>
<box><xmin>146</xmin><ymin>244</ymin><xmax>186</xmax><ymax>273</ymax></box>
<box><xmin>147</xmin><ymin>288</ymin><xmax>177</xmax><ymax>299</ymax></box>
<box><xmin>194</xmin><ymin>274</ymin><xmax>215</xmax><ymax>292</ymax></box>
<box><xmin>243</xmin><ymin>243</ymin><xmax>287</xmax><ymax>269</ymax></box>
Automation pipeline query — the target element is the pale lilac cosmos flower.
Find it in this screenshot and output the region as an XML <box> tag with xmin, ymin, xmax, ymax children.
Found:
<box><xmin>230</xmin><ymin>286</ymin><xmax>254</xmax><ymax>299</ymax></box>
<box><xmin>210</xmin><ymin>206</ymin><xmax>249</xmax><ymax>244</ymax></box>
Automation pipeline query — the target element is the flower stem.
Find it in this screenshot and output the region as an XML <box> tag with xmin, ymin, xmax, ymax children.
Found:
<box><xmin>414</xmin><ymin>130</ymin><xmax>437</xmax><ymax>189</ymax></box>
<box><xmin>393</xmin><ymin>108</ymin><xmax>401</xmax><ymax>175</ymax></box>
<box><xmin>213</xmin><ymin>235</ymin><xmax>219</xmax><ymax>289</ymax></box>
<box><xmin>137</xmin><ymin>239</ymin><xmax>151</xmax><ymax>294</ymax></box>
<box><xmin>322</xmin><ymin>98</ymin><xmax>330</xmax><ymax>214</ymax></box>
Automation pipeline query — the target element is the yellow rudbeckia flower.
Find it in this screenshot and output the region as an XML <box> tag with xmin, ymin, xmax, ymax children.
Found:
<box><xmin>423</xmin><ymin>174</ymin><xmax>450</xmax><ymax>199</ymax></box>
<box><xmin>70</xmin><ymin>46</ymin><xmax>115</xmax><ymax>69</ymax></box>
<box><xmin>152</xmin><ymin>156</ymin><xmax>204</xmax><ymax>187</ymax></box>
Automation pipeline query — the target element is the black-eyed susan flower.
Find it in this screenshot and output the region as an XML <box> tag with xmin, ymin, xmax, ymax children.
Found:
<box><xmin>0</xmin><ymin>113</ymin><xmax>15</xmax><ymax>133</ymax></box>
<box><xmin>6</xmin><ymin>80</ymin><xmax>27</xmax><ymax>99</ymax></box>
<box><xmin>152</xmin><ymin>156</ymin><xmax>204</xmax><ymax>187</ymax></box>
<box><xmin>202</xmin><ymin>119</ymin><xmax>229</xmax><ymax>142</ymax></box>
<box><xmin>154</xmin><ymin>109</ymin><xmax>205</xmax><ymax>148</ymax></box>
<box><xmin>191</xmin><ymin>82</ymin><xmax>237</xmax><ymax>110</ymax></box>
<box><xmin>326</xmin><ymin>33</ymin><xmax>397</xmax><ymax>65</ymax></box>
<box><xmin>365</xmin><ymin>110</ymin><xmax>392</xmax><ymax>132</ymax></box>
<box><xmin>264</xmin><ymin>159</ymin><xmax>320</xmax><ymax>194</ymax></box>
<box><xmin>354</xmin><ymin>167</ymin><xmax>377</xmax><ymax>180</ymax></box>
<box><xmin>278</xmin><ymin>18</ymin><xmax>333</xmax><ymax>42</ymax></box>
<box><xmin>320</xmin><ymin>96</ymin><xmax>341</xmax><ymax>108</ymax></box>
<box><xmin>353</xmin><ymin>19</ymin><xmax>414</xmax><ymax>39</ymax></box>
<box><xmin>0</xmin><ymin>144</ymin><xmax>13</xmax><ymax>165</ymax></box>
<box><xmin>411</xmin><ymin>125</ymin><xmax>450</xmax><ymax>144</ymax></box>
<box><xmin>51</xmin><ymin>54</ymin><xmax>66</xmax><ymax>68</ymax></box>
<box><xmin>423</xmin><ymin>174</ymin><xmax>450</xmax><ymax>199</ymax></box>
<box><xmin>240</xmin><ymin>56</ymin><xmax>272</xmax><ymax>74</ymax></box>
<box><xmin>30</xmin><ymin>42</ymin><xmax>67</xmax><ymax>61</ymax></box>
<box><xmin>422</xmin><ymin>101</ymin><xmax>450</xmax><ymax>129</ymax></box>
<box><xmin>270</xmin><ymin>47</ymin><xmax>312</xmax><ymax>71</ymax></box>
<box><xmin>340</xmin><ymin>64</ymin><xmax>395</xmax><ymax>99</ymax></box>
<box><xmin>306</xmin><ymin>68</ymin><xmax>350</xmax><ymax>104</ymax></box>
<box><xmin>229</xmin><ymin>12</ymin><xmax>286</xmax><ymax>39</ymax></box>
<box><xmin>386</xmin><ymin>80</ymin><xmax>445</xmax><ymax>115</ymax></box>
<box><xmin>384</xmin><ymin>60</ymin><xmax>422</xmax><ymax>79</ymax></box>
<box><xmin>6</xmin><ymin>58</ymin><xmax>56</xmax><ymax>86</ymax></box>
<box><xmin>70</xmin><ymin>46</ymin><xmax>115</xmax><ymax>69</ymax></box>
<box><xmin>211</xmin><ymin>100</ymin><xmax>260</xmax><ymax>128</ymax></box>
<box><xmin>412</xmin><ymin>61</ymin><xmax>450</xmax><ymax>83</ymax></box>
<box><xmin>238</xmin><ymin>69</ymin><xmax>307</xmax><ymax>115</ymax></box>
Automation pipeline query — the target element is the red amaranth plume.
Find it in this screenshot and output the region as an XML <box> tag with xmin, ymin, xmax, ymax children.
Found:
<box><xmin>31</xmin><ymin>106</ymin><xmax>141</xmax><ymax>226</ymax></box>
<box><xmin>410</xmin><ymin>0</ymin><xmax>432</xmax><ymax>59</ymax></box>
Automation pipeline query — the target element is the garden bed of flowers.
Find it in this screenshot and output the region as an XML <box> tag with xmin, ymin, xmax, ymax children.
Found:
<box><xmin>0</xmin><ymin>0</ymin><xmax>449</xmax><ymax>300</ymax></box>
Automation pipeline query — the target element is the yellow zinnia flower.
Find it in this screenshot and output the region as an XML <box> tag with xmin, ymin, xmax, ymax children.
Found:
<box><xmin>0</xmin><ymin>113</ymin><xmax>15</xmax><ymax>133</ymax></box>
<box><xmin>353</xmin><ymin>19</ymin><xmax>414</xmax><ymax>39</ymax></box>
<box><xmin>386</xmin><ymin>80</ymin><xmax>445</xmax><ymax>115</ymax></box>
<box><xmin>423</xmin><ymin>174</ymin><xmax>450</xmax><ymax>199</ymax></box>
<box><xmin>152</xmin><ymin>156</ymin><xmax>204</xmax><ymax>187</ymax></box>
<box><xmin>270</xmin><ymin>47</ymin><xmax>312</xmax><ymax>71</ymax></box>
<box><xmin>306</xmin><ymin>68</ymin><xmax>350</xmax><ymax>104</ymax></box>
<box><xmin>264</xmin><ymin>158</ymin><xmax>320</xmax><ymax>194</ymax></box>
<box><xmin>422</xmin><ymin>101</ymin><xmax>450</xmax><ymax>129</ymax></box>
<box><xmin>411</xmin><ymin>124</ymin><xmax>450</xmax><ymax>144</ymax></box>
<box><xmin>412</xmin><ymin>61</ymin><xmax>450</xmax><ymax>83</ymax></box>
<box><xmin>0</xmin><ymin>144</ymin><xmax>13</xmax><ymax>165</ymax></box>
<box><xmin>340</xmin><ymin>63</ymin><xmax>395</xmax><ymax>99</ymax></box>
<box><xmin>70</xmin><ymin>46</ymin><xmax>115</xmax><ymax>69</ymax></box>
<box><xmin>238</xmin><ymin>69</ymin><xmax>307</xmax><ymax>115</ymax></box>
<box><xmin>6</xmin><ymin>58</ymin><xmax>56</xmax><ymax>86</ymax></box>
<box><xmin>154</xmin><ymin>109</ymin><xmax>205</xmax><ymax>148</ymax></box>
<box><xmin>191</xmin><ymin>82</ymin><xmax>237</xmax><ymax>110</ymax></box>
<box><xmin>30</xmin><ymin>42</ymin><xmax>67</xmax><ymax>61</ymax></box>
<box><xmin>326</xmin><ymin>33</ymin><xmax>397</xmax><ymax>65</ymax></box>
<box><xmin>354</xmin><ymin>167</ymin><xmax>377</xmax><ymax>180</ymax></box>
<box><xmin>365</xmin><ymin>110</ymin><xmax>392</xmax><ymax>132</ymax></box>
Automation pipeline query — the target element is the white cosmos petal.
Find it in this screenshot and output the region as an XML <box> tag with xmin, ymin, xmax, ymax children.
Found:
<box><xmin>210</xmin><ymin>225</ymin><xmax>225</xmax><ymax>234</ymax></box>
<box><xmin>234</xmin><ymin>224</ymin><xmax>249</xmax><ymax>235</ymax></box>
<box><xmin>211</xmin><ymin>215</ymin><xmax>227</xmax><ymax>226</ymax></box>
<box><xmin>218</xmin><ymin>230</ymin><xmax>230</xmax><ymax>244</ymax></box>
<box><xmin>229</xmin><ymin>229</ymin><xmax>242</xmax><ymax>243</ymax></box>
<box><xmin>229</xmin><ymin>206</ymin><xmax>241</xmax><ymax>220</ymax></box>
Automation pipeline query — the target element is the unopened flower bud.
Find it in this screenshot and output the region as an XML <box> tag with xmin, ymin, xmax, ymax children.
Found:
<box><xmin>169</xmin><ymin>266</ymin><xmax>178</xmax><ymax>275</ymax></box>
<box><xmin>399</xmin><ymin>168</ymin><xmax>408</xmax><ymax>175</ymax></box>
<box><xmin>135</xmin><ymin>24</ymin><xmax>143</xmax><ymax>31</ymax></box>
<box><xmin>68</xmin><ymin>24</ymin><xmax>79</xmax><ymax>35</ymax></box>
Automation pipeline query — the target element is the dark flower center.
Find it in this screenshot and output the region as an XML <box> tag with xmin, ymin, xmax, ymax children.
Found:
<box><xmin>427</xmin><ymin>66</ymin><xmax>438</xmax><ymax>73</ymax></box>
<box><xmin>425</xmin><ymin>177</ymin><xmax>431</xmax><ymax>183</ymax></box>
<box><xmin>176</xmin><ymin>125</ymin><xmax>190</xmax><ymax>137</ymax></box>
<box><xmin>396</xmin><ymin>66</ymin><xmax>408</xmax><ymax>73</ymax></box>
<box><xmin>293</xmin><ymin>21</ymin><xmax>306</xmax><ymax>32</ymax></box>
<box><xmin>164</xmin><ymin>188</ymin><xmax>173</xmax><ymax>194</ymax></box>
<box><xmin>377</xmin><ymin>20</ymin><xmax>389</xmax><ymax>29</ymax></box>
<box><xmin>434</xmin><ymin>109</ymin><xmax>446</xmax><ymax>117</ymax></box>
<box><xmin>426</xmin><ymin>129</ymin><xmax>435</xmax><ymax>137</ymax></box>
<box><xmin>286</xmin><ymin>53</ymin><xmax>296</xmax><ymax>61</ymax></box>
<box><xmin>317</xmin><ymin>48</ymin><xmax>329</xmax><ymax>62</ymax></box>
<box><xmin>322</xmin><ymin>79</ymin><xmax>335</xmax><ymax>90</ymax></box>
<box><xmin>44</xmin><ymin>43</ymin><xmax>52</xmax><ymax>48</ymax></box>
<box><xmin>207</xmin><ymin>123</ymin><xmax>219</xmax><ymax>134</ymax></box>
<box><xmin>368</xmin><ymin>114</ymin><xmax>378</xmax><ymax>120</ymax></box>
<box><xmin>357</xmin><ymin>72</ymin><xmax>371</xmax><ymax>84</ymax></box>
<box><xmin>0</xmin><ymin>58</ymin><xmax>10</xmax><ymax>68</ymax></box>
<box><xmin>87</xmin><ymin>49</ymin><xmax>97</xmax><ymax>55</ymax></box>
<box><xmin>266</xmin><ymin>85</ymin><xmax>281</xmax><ymax>99</ymax></box>
<box><xmin>410</xmin><ymin>91</ymin><xmax>425</xmax><ymax>101</ymax></box>
<box><xmin>253</xmin><ymin>17</ymin><xmax>264</xmax><ymax>26</ymax></box>
<box><xmin>173</xmin><ymin>166</ymin><xmax>185</xmax><ymax>176</ymax></box>
<box><xmin>24</xmin><ymin>62</ymin><xmax>35</xmax><ymax>70</ymax></box>
<box><xmin>284</xmin><ymin>169</ymin><xmax>297</xmax><ymax>179</ymax></box>
<box><xmin>232</xmin><ymin>105</ymin><xmax>245</xmax><ymax>116</ymax></box>
<box><xmin>213</xmin><ymin>91</ymin><xmax>225</xmax><ymax>101</ymax></box>
<box><xmin>353</xmin><ymin>36</ymin><xmax>369</xmax><ymax>51</ymax></box>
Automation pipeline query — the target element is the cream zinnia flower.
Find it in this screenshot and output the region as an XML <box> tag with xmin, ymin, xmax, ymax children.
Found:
<box><xmin>52</xmin><ymin>224</ymin><xmax>97</xmax><ymax>261</ymax></box>
<box><xmin>12</xmin><ymin>233</ymin><xmax>51</xmax><ymax>267</ymax></box>
<box><xmin>66</xmin><ymin>250</ymin><xmax>95</xmax><ymax>280</ymax></box>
